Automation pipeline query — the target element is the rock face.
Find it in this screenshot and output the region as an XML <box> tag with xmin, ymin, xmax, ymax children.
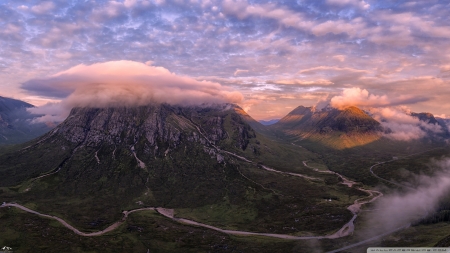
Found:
<box><xmin>0</xmin><ymin>103</ymin><xmax>258</xmax><ymax>207</ymax></box>
<box><xmin>0</xmin><ymin>96</ymin><xmax>52</xmax><ymax>145</ymax></box>
<box><xmin>0</xmin><ymin>102</ymin><xmax>262</xmax><ymax>230</ymax></box>
<box><xmin>51</xmin><ymin>103</ymin><xmax>256</xmax><ymax>153</ymax></box>
<box><xmin>57</xmin><ymin>106</ymin><xmax>186</xmax><ymax>148</ymax></box>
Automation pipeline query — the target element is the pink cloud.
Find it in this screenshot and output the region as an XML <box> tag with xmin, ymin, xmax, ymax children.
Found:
<box><xmin>24</xmin><ymin>60</ymin><xmax>243</xmax><ymax>122</ymax></box>
<box><xmin>272</xmin><ymin>78</ymin><xmax>333</xmax><ymax>86</ymax></box>
<box><xmin>31</xmin><ymin>1</ymin><xmax>55</xmax><ymax>14</ymax></box>
<box><xmin>222</xmin><ymin>0</ymin><xmax>314</xmax><ymax>30</ymax></box>
<box><xmin>329</xmin><ymin>88</ymin><xmax>441</xmax><ymax>141</ymax></box>
<box><xmin>326</xmin><ymin>0</ymin><xmax>370</xmax><ymax>10</ymax></box>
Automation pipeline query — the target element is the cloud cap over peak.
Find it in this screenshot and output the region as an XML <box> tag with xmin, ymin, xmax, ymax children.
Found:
<box><xmin>22</xmin><ymin>60</ymin><xmax>244</xmax><ymax>108</ymax></box>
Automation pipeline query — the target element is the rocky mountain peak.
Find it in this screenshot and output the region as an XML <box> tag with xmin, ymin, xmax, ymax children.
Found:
<box><xmin>410</xmin><ymin>112</ymin><xmax>439</xmax><ymax>125</ymax></box>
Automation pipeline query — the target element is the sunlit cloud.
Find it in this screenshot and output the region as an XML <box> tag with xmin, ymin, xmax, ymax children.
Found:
<box><xmin>23</xmin><ymin>60</ymin><xmax>243</xmax><ymax>121</ymax></box>
<box><xmin>327</xmin><ymin>88</ymin><xmax>445</xmax><ymax>141</ymax></box>
<box><xmin>271</xmin><ymin>78</ymin><xmax>333</xmax><ymax>86</ymax></box>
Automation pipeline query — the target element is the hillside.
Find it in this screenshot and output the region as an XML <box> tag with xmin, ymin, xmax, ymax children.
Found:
<box><xmin>0</xmin><ymin>96</ymin><xmax>53</xmax><ymax>145</ymax></box>
<box><xmin>270</xmin><ymin>105</ymin><xmax>382</xmax><ymax>149</ymax></box>
<box><xmin>0</xmin><ymin>103</ymin><xmax>362</xmax><ymax>251</ymax></box>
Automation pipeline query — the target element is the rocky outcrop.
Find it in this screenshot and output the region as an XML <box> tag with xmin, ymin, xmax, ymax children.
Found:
<box><xmin>55</xmin><ymin>105</ymin><xmax>188</xmax><ymax>149</ymax></box>
<box><xmin>39</xmin><ymin>103</ymin><xmax>257</xmax><ymax>161</ymax></box>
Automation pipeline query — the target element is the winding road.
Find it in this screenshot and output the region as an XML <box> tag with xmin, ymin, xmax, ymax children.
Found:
<box><xmin>324</xmin><ymin>146</ymin><xmax>447</xmax><ymax>252</ymax></box>
<box><xmin>5</xmin><ymin>123</ymin><xmax>442</xmax><ymax>250</ymax></box>
<box><xmin>0</xmin><ymin>160</ymin><xmax>382</xmax><ymax>241</ymax></box>
<box><xmin>0</xmin><ymin>201</ymin><xmax>376</xmax><ymax>240</ymax></box>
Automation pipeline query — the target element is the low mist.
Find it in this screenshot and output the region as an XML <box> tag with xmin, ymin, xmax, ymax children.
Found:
<box><xmin>361</xmin><ymin>158</ymin><xmax>450</xmax><ymax>240</ymax></box>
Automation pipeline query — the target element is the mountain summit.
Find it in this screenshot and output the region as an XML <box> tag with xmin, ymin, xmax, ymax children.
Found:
<box><xmin>0</xmin><ymin>103</ymin><xmax>262</xmax><ymax>230</ymax></box>
<box><xmin>270</xmin><ymin>105</ymin><xmax>382</xmax><ymax>149</ymax></box>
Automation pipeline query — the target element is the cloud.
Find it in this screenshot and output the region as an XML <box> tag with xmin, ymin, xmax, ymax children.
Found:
<box><xmin>2</xmin><ymin>0</ymin><xmax>450</xmax><ymax>121</ymax></box>
<box><xmin>22</xmin><ymin>60</ymin><xmax>243</xmax><ymax>121</ymax></box>
<box><xmin>330</xmin><ymin>88</ymin><xmax>388</xmax><ymax>109</ymax></box>
<box><xmin>234</xmin><ymin>69</ymin><xmax>249</xmax><ymax>76</ymax></box>
<box><xmin>328</xmin><ymin>88</ymin><xmax>441</xmax><ymax>140</ymax></box>
<box><xmin>27</xmin><ymin>102</ymin><xmax>68</xmax><ymax>123</ymax></box>
<box><xmin>326</xmin><ymin>0</ymin><xmax>370</xmax><ymax>10</ymax></box>
<box><xmin>330</xmin><ymin>87</ymin><xmax>427</xmax><ymax>109</ymax></box>
<box><xmin>375</xmin><ymin>10</ymin><xmax>450</xmax><ymax>40</ymax></box>
<box><xmin>31</xmin><ymin>2</ymin><xmax>55</xmax><ymax>14</ymax></box>
<box><xmin>272</xmin><ymin>78</ymin><xmax>333</xmax><ymax>86</ymax></box>
<box><xmin>299</xmin><ymin>66</ymin><xmax>369</xmax><ymax>75</ymax></box>
<box><xmin>370</xmin><ymin>107</ymin><xmax>445</xmax><ymax>141</ymax></box>
<box><xmin>124</xmin><ymin>0</ymin><xmax>138</xmax><ymax>8</ymax></box>
<box><xmin>222</xmin><ymin>0</ymin><xmax>314</xmax><ymax>30</ymax></box>
<box><xmin>332</xmin><ymin>55</ymin><xmax>346</xmax><ymax>62</ymax></box>
<box><xmin>311</xmin><ymin>18</ymin><xmax>368</xmax><ymax>38</ymax></box>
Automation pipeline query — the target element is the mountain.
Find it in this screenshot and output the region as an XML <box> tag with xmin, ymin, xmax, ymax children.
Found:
<box><xmin>0</xmin><ymin>96</ymin><xmax>53</xmax><ymax>145</ymax></box>
<box><xmin>0</xmin><ymin>103</ymin><xmax>260</xmax><ymax>234</ymax></box>
<box><xmin>270</xmin><ymin>105</ymin><xmax>382</xmax><ymax>149</ymax></box>
<box><xmin>411</xmin><ymin>112</ymin><xmax>450</xmax><ymax>138</ymax></box>
<box><xmin>3</xmin><ymin>102</ymin><xmax>448</xmax><ymax>251</ymax></box>
<box><xmin>436</xmin><ymin>117</ymin><xmax>450</xmax><ymax>126</ymax></box>
<box><xmin>0</xmin><ymin>103</ymin><xmax>363</xmax><ymax>252</ymax></box>
<box><xmin>0</xmin><ymin>103</ymin><xmax>256</xmax><ymax>187</ymax></box>
<box><xmin>259</xmin><ymin>119</ymin><xmax>279</xmax><ymax>126</ymax></box>
<box><xmin>411</xmin><ymin>112</ymin><xmax>439</xmax><ymax>125</ymax></box>
<box><xmin>0</xmin><ymin>103</ymin><xmax>349</xmax><ymax>228</ymax></box>
<box><xmin>233</xmin><ymin>105</ymin><xmax>275</xmax><ymax>136</ymax></box>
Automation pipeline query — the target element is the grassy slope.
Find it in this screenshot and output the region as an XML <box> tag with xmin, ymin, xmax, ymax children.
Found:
<box><xmin>0</xmin><ymin>207</ymin><xmax>310</xmax><ymax>253</ymax></box>
<box><xmin>250</xmin><ymin>113</ymin><xmax>450</xmax><ymax>250</ymax></box>
<box><xmin>0</xmin><ymin>105</ymin><xmax>369</xmax><ymax>253</ymax></box>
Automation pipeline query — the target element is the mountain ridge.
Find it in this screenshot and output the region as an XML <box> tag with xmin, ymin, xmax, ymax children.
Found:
<box><xmin>269</xmin><ymin>105</ymin><xmax>382</xmax><ymax>149</ymax></box>
<box><xmin>0</xmin><ymin>96</ymin><xmax>53</xmax><ymax>145</ymax></box>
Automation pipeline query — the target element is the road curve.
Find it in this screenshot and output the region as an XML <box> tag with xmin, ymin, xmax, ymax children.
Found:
<box><xmin>6</xmin><ymin>125</ymin><xmax>435</xmax><ymax>244</ymax></box>
<box><xmin>0</xmin><ymin>203</ymin><xmax>155</xmax><ymax>236</ymax></box>
<box><xmin>370</xmin><ymin>146</ymin><xmax>446</xmax><ymax>190</ymax></box>
<box><xmin>326</xmin><ymin>224</ymin><xmax>411</xmax><ymax>253</ymax></box>
<box><xmin>0</xmin><ymin>202</ymin><xmax>368</xmax><ymax>240</ymax></box>
<box><xmin>0</xmin><ymin>161</ymin><xmax>382</xmax><ymax>241</ymax></box>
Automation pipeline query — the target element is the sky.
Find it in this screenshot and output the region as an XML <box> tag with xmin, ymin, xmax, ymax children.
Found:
<box><xmin>1</xmin><ymin>0</ymin><xmax>450</xmax><ymax>120</ymax></box>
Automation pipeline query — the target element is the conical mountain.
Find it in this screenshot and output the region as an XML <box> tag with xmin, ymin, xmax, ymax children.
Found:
<box><xmin>0</xmin><ymin>103</ymin><xmax>260</xmax><ymax>229</ymax></box>
<box><xmin>275</xmin><ymin>105</ymin><xmax>314</xmax><ymax>129</ymax></box>
<box><xmin>270</xmin><ymin>105</ymin><xmax>382</xmax><ymax>149</ymax></box>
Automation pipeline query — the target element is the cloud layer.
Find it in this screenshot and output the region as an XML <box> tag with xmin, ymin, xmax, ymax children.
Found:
<box><xmin>24</xmin><ymin>60</ymin><xmax>243</xmax><ymax>121</ymax></box>
<box><xmin>0</xmin><ymin>0</ymin><xmax>450</xmax><ymax>120</ymax></box>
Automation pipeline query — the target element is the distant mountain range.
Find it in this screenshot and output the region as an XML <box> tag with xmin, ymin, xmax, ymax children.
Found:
<box><xmin>258</xmin><ymin>119</ymin><xmax>279</xmax><ymax>126</ymax></box>
<box><xmin>268</xmin><ymin>105</ymin><xmax>449</xmax><ymax>149</ymax></box>
<box><xmin>0</xmin><ymin>96</ymin><xmax>53</xmax><ymax>145</ymax></box>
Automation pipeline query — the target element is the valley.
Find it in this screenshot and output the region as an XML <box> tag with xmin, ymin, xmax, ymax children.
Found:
<box><xmin>1</xmin><ymin>102</ymin><xmax>450</xmax><ymax>253</ymax></box>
